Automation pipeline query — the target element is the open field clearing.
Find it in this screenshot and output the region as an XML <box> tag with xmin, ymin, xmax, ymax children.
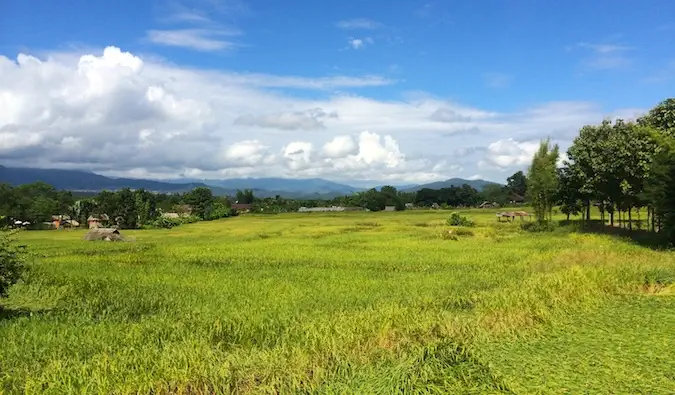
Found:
<box><xmin>2</xmin><ymin>210</ymin><xmax>675</xmax><ymax>394</ymax></box>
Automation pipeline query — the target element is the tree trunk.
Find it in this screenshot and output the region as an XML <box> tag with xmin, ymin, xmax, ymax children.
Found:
<box><xmin>610</xmin><ymin>209</ymin><xmax>614</xmax><ymax>227</ymax></box>
<box><xmin>628</xmin><ymin>207</ymin><xmax>633</xmax><ymax>231</ymax></box>
<box><xmin>567</xmin><ymin>213</ymin><xmax>570</xmax><ymax>221</ymax></box>
<box><xmin>586</xmin><ymin>200</ymin><xmax>591</xmax><ymax>224</ymax></box>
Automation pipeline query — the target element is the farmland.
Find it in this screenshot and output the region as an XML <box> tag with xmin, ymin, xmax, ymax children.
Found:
<box><xmin>1</xmin><ymin>209</ymin><xmax>675</xmax><ymax>394</ymax></box>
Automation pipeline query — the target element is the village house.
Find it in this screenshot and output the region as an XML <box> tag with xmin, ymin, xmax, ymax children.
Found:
<box><xmin>231</xmin><ymin>203</ymin><xmax>253</xmax><ymax>213</ymax></box>
<box><xmin>87</xmin><ymin>214</ymin><xmax>110</xmax><ymax>229</ymax></box>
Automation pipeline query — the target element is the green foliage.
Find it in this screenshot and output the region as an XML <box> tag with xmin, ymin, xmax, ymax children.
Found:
<box><xmin>183</xmin><ymin>187</ymin><xmax>214</xmax><ymax>219</ymax></box>
<box><xmin>447</xmin><ymin>212</ymin><xmax>475</xmax><ymax>227</ymax></box>
<box><xmin>415</xmin><ymin>184</ymin><xmax>480</xmax><ymax>207</ymax></box>
<box><xmin>0</xmin><ymin>230</ymin><xmax>26</xmax><ymax>298</ymax></box>
<box><xmin>236</xmin><ymin>189</ymin><xmax>255</xmax><ymax>204</ymax></box>
<box><xmin>638</xmin><ymin>97</ymin><xmax>675</xmax><ymax>136</ymax></box>
<box><xmin>528</xmin><ymin>139</ymin><xmax>560</xmax><ymax>223</ymax></box>
<box><xmin>506</xmin><ymin>170</ymin><xmax>527</xmax><ymax>197</ymax></box>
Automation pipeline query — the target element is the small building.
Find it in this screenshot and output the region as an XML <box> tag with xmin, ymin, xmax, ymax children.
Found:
<box><xmin>384</xmin><ymin>206</ymin><xmax>396</xmax><ymax>212</ymax></box>
<box><xmin>231</xmin><ymin>203</ymin><xmax>253</xmax><ymax>212</ymax></box>
<box><xmin>87</xmin><ymin>214</ymin><xmax>109</xmax><ymax>229</ymax></box>
<box><xmin>431</xmin><ymin>203</ymin><xmax>441</xmax><ymax>210</ymax></box>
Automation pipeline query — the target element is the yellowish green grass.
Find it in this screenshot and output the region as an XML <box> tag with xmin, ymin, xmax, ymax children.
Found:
<box><xmin>1</xmin><ymin>209</ymin><xmax>674</xmax><ymax>394</ymax></box>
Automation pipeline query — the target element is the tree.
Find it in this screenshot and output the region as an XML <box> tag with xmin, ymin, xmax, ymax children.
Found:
<box><xmin>116</xmin><ymin>188</ymin><xmax>138</xmax><ymax>229</ymax></box>
<box><xmin>638</xmin><ymin>98</ymin><xmax>675</xmax><ymax>136</ymax></box>
<box><xmin>556</xmin><ymin>167</ymin><xmax>582</xmax><ymax>221</ymax></box>
<box><xmin>527</xmin><ymin>138</ymin><xmax>560</xmax><ymax>223</ymax></box>
<box><xmin>184</xmin><ymin>187</ymin><xmax>214</xmax><ymax>219</ymax></box>
<box><xmin>358</xmin><ymin>188</ymin><xmax>386</xmax><ymax>211</ymax></box>
<box><xmin>506</xmin><ymin>171</ymin><xmax>527</xmax><ymax>197</ymax></box>
<box><xmin>0</xmin><ymin>230</ymin><xmax>26</xmax><ymax>298</ymax></box>
<box><xmin>236</xmin><ymin>189</ymin><xmax>255</xmax><ymax>204</ymax></box>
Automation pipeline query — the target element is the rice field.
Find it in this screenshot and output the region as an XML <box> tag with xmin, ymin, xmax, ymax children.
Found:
<box><xmin>1</xmin><ymin>209</ymin><xmax>675</xmax><ymax>394</ymax></box>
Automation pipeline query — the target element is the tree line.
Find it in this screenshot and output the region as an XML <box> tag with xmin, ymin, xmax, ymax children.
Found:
<box><xmin>0</xmin><ymin>184</ymin><xmax>236</xmax><ymax>229</ymax></box>
<box><xmin>527</xmin><ymin>97</ymin><xmax>675</xmax><ymax>242</ymax></box>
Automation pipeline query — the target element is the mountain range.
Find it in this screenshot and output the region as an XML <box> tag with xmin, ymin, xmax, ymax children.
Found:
<box><xmin>0</xmin><ymin>165</ymin><xmax>500</xmax><ymax>199</ymax></box>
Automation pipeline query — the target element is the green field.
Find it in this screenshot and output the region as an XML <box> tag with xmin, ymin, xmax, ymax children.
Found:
<box><xmin>2</xmin><ymin>210</ymin><xmax>675</xmax><ymax>394</ymax></box>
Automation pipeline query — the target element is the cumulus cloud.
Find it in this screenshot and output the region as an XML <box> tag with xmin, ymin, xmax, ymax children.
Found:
<box><xmin>484</xmin><ymin>139</ymin><xmax>540</xmax><ymax>169</ymax></box>
<box><xmin>0</xmin><ymin>45</ymin><xmax>647</xmax><ymax>183</ymax></box>
<box><xmin>322</xmin><ymin>135</ymin><xmax>357</xmax><ymax>158</ymax></box>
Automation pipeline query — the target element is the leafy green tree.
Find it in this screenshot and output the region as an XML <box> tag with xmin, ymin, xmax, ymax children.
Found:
<box><xmin>638</xmin><ymin>98</ymin><xmax>675</xmax><ymax>136</ymax></box>
<box><xmin>236</xmin><ymin>189</ymin><xmax>255</xmax><ymax>204</ymax></box>
<box><xmin>358</xmin><ymin>188</ymin><xmax>387</xmax><ymax>211</ymax></box>
<box><xmin>556</xmin><ymin>167</ymin><xmax>582</xmax><ymax>221</ymax></box>
<box><xmin>527</xmin><ymin>138</ymin><xmax>560</xmax><ymax>223</ymax></box>
<box><xmin>506</xmin><ymin>171</ymin><xmax>527</xmax><ymax>197</ymax></box>
<box><xmin>116</xmin><ymin>188</ymin><xmax>138</xmax><ymax>229</ymax></box>
<box><xmin>0</xmin><ymin>230</ymin><xmax>26</xmax><ymax>298</ymax></box>
<box><xmin>185</xmin><ymin>187</ymin><xmax>214</xmax><ymax>219</ymax></box>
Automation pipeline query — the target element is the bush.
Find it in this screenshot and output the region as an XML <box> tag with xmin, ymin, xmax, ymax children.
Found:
<box><xmin>447</xmin><ymin>212</ymin><xmax>475</xmax><ymax>227</ymax></box>
<box><xmin>520</xmin><ymin>221</ymin><xmax>557</xmax><ymax>233</ymax></box>
<box><xmin>453</xmin><ymin>228</ymin><xmax>475</xmax><ymax>237</ymax></box>
<box><xmin>151</xmin><ymin>215</ymin><xmax>202</xmax><ymax>229</ymax></box>
<box><xmin>0</xmin><ymin>230</ymin><xmax>27</xmax><ymax>298</ymax></box>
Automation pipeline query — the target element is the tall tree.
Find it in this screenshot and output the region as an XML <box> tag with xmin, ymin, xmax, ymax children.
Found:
<box><xmin>506</xmin><ymin>171</ymin><xmax>527</xmax><ymax>197</ymax></box>
<box><xmin>527</xmin><ymin>138</ymin><xmax>560</xmax><ymax>223</ymax></box>
<box><xmin>236</xmin><ymin>189</ymin><xmax>255</xmax><ymax>204</ymax></box>
<box><xmin>185</xmin><ymin>187</ymin><xmax>214</xmax><ymax>219</ymax></box>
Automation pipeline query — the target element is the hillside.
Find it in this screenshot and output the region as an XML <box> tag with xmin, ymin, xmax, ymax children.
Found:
<box><xmin>0</xmin><ymin>166</ymin><xmax>358</xmax><ymax>198</ymax></box>
<box><xmin>402</xmin><ymin>178</ymin><xmax>499</xmax><ymax>192</ymax></box>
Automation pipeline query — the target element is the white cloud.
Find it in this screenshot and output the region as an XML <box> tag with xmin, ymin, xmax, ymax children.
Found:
<box><xmin>0</xmin><ymin>46</ymin><xmax>646</xmax><ymax>183</ymax></box>
<box><xmin>350</xmin><ymin>39</ymin><xmax>365</xmax><ymax>49</ymax></box>
<box><xmin>348</xmin><ymin>37</ymin><xmax>374</xmax><ymax>50</ymax></box>
<box><xmin>234</xmin><ymin>108</ymin><xmax>336</xmax><ymax>131</ymax></box>
<box><xmin>146</xmin><ymin>29</ymin><xmax>240</xmax><ymax>51</ymax></box>
<box><xmin>571</xmin><ymin>42</ymin><xmax>634</xmax><ymax>71</ymax></box>
<box><xmin>336</xmin><ymin>18</ymin><xmax>383</xmax><ymax>30</ymax></box>
<box><xmin>322</xmin><ymin>136</ymin><xmax>357</xmax><ymax>158</ymax></box>
<box><xmin>484</xmin><ymin>139</ymin><xmax>541</xmax><ymax>169</ymax></box>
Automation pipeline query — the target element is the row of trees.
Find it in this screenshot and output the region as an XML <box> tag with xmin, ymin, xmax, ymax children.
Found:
<box><xmin>527</xmin><ymin>98</ymin><xmax>675</xmax><ymax>242</ymax></box>
<box><xmin>0</xmin><ymin>184</ymin><xmax>237</xmax><ymax>229</ymax></box>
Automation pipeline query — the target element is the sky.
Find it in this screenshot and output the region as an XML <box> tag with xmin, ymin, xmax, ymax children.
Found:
<box><xmin>1</xmin><ymin>0</ymin><xmax>674</xmax><ymax>185</ymax></box>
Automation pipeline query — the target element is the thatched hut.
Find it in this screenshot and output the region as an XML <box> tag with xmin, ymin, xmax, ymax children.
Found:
<box><xmin>83</xmin><ymin>228</ymin><xmax>124</xmax><ymax>242</ymax></box>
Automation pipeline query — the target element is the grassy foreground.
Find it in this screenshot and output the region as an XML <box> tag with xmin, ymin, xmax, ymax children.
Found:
<box><xmin>1</xmin><ymin>209</ymin><xmax>674</xmax><ymax>394</ymax></box>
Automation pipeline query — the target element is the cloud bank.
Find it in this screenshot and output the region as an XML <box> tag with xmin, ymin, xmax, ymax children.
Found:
<box><xmin>0</xmin><ymin>46</ymin><xmax>645</xmax><ymax>184</ymax></box>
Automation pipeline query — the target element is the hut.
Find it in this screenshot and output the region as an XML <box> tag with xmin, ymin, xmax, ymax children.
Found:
<box><xmin>83</xmin><ymin>228</ymin><xmax>124</xmax><ymax>242</ymax></box>
<box><xmin>231</xmin><ymin>203</ymin><xmax>253</xmax><ymax>213</ymax></box>
<box><xmin>384</xmin><ymin>206</ymin><xmax>396</xmax><ymax>212</ymax></box>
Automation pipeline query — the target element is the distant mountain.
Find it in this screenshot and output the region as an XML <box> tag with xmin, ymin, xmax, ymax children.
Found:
<box><xmin>402</xmin><ymin>178</ymin><xmax>500</xmax><ymax>192</ymax></box>
<box><xmin>164</xmin><ymin>177</ymin><xmax>363</xmax><ymax>195</ymax></box>
<box><xmin>0</xmin><ymin>166</ymin><xmax>229</xmax><ymax>195</ymax></box>
<box><xmin>0</xmin><ymin>165</ymin><xmax>500</xmax><ymax>198</ymax></box>
<box><xmin>0</xmin><ymin>166</ymin><xmax>360</xmax><ymax>198</ymax></box>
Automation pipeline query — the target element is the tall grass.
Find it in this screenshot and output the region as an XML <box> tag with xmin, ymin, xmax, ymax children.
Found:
<box><xmin>1</xmin><ymin>209</ymin><xmax>674</xmax><ymax>394</ymax></box>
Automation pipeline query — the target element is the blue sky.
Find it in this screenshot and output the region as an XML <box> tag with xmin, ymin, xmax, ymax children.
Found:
<box><xmin>1</xmin><ymin>0</ymin><xmax>674</xmax><ymax>184</ymax></box>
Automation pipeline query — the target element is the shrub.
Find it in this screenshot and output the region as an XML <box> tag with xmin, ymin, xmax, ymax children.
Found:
<box><xmin>453</xmin><ymin>228</ymin><xmax>475</xmax><ymax>237</ymax></box>
<box><xmin>447</xmin><ymin>212</ymin><xmax>475</xmax><ymax>227</ymax></box>
<box><xmin>520</xmin><ymin>221</ymin><xmax>557</xmax><ymax>233</ymax></box>
<box><xmin>151</xmin><ymin>217</ymin><xmax>182</xmax><ymax>229</ymax></box>
<box><xmin>0</xmin><ymin>230</ymin><xmax>27</xmax><ymax>298</ymax></box>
